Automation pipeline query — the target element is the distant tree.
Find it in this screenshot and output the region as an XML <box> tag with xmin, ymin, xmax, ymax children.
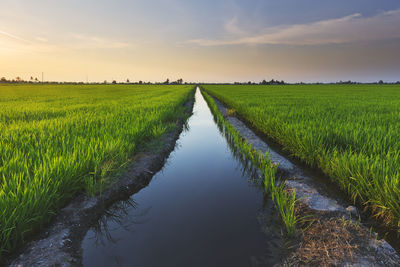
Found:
<box><xmin>177</xmin><ymin>78</ymin><xmax>183</xmax><ymax>84</ymax></box>
<box><xmin>138</xmin><ymin>80</ymin><xmax>143</xmax><ymax>84</ymax></box>
<box><xmin>15</xmin><ymin>77</ymin><xmax>21</xmax><ymax>82</ymax></box>
<box><xmin>378</xmin><ymin>80</ymin><xmax>384</xmax><ymax>84</ymax></box>
<box><xmin>126</xmin><ymin>79</ymin><xmax>130</xmax><ymax>83</ymax></box>
<box><xmin>103</xmin><ymin>80</ymin><xmax>107</xmax><ymax>84</ymax></box>
<box><xmin>164</xmin><ymin>78</ymin><xmax>170</xmax><ymax>84</ymax></box>
<box><xmin>35</xmin><ymin>77</ymin><xmax>39</xmax><ymax>82</ymax></box>
<box><xmin>0</xmin><ymin>77</ymin><xmax>7</xmax><ymax>83</ymax></box>
<box><xmin>396</xmin><ymin>81</ymin><xmax>400</xmax><ymax>84</ymax></box>
<box><xmin>112</xmin><ymin>80</ymin><xmax>117</xmax><ymax>84</ymax></box>
<box><xmin>260</xmin><ymin>79</ymin><xmax>268</xmax><ymax>85</ymax></box>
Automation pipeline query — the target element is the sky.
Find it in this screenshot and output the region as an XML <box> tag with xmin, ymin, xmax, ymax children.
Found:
<box><xmin>1</xmin><ymin>0</ymin><xmax>400</xmax><ymax>83</ymax></box>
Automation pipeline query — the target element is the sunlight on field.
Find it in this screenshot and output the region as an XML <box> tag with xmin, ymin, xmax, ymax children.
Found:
<box><xmin>0</xmin><ymin>84</ymin><xmax>193</xmax><ymax>256</ymax></box>
<box><xmin>203</xmin><ymin>84</ymin><xmax>400</xmax><ymax>229</ymax></box>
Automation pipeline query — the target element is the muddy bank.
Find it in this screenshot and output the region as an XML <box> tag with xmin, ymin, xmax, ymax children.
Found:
<box><xmin>206</xmin><ymin>90</ymin><xmax>400</xmax><ymax>266</ymax></box>
<box><xmin>5</xmin><ymin>97</ymin><xmax>194</xmax><ymax>267</ymax></box>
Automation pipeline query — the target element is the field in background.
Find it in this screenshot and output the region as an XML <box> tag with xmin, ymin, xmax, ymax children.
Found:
<box><xmin>0</xmin><ymin>84</ymin><xmax>193</xmax><ymax>257</ymax></box>
<box><xmin>203</xmin><ymin>84</ymin><xmax>400</xmax><ymax>230</ymax></box>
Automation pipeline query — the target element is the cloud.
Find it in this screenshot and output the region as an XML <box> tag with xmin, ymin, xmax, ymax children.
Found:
<box><xmin>35</xmin><ymin>37</ymin><xmax>48</xmax><ymax>42</ymax></box>
<box><xmin>0</xmin><ymin>29</ymin><xmax>32</xmax><ymax>44</ymax></box>
<box><xmin>0</xmin><ymin>30</ymin><xmax>132</xmax><ymax>54</ymax></box>
<box><xmin>224</xmin><ymin>16</ymin><xmax>246</xmax><ymax>36</ymax></box>
<box><xmin>68</xmin><ymin>34</ymin><xmax>131</xmax><ymax>49</ymax></box>
<box><xmin>188</xmin><ymin>9</ymin><xmax>400</xmax><ymax>46</ymax></box>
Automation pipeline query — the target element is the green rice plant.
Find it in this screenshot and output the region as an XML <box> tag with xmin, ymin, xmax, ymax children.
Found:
<box><xmin>271</xmin><ymin>184</ymin><xmax>297</xmax><ymax>237</ymax></box>
<box><xmin>202</xmin><ymin>84</ymin><xmax>400</xmax><ymax>230</ymax></box>
<box><xmin>0</xmin><ymin>84</ymin><xmax>194</xmax><ymax>258</ymax></box>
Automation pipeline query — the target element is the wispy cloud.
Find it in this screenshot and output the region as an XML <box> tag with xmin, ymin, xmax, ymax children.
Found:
<box><xmin>68</xmin><ymin>34</ymin><xmax>131</xmax><ymax>49</ymax></box>
<box><xmin>188</xmin><ymin>9</ymin><xmax>400</xmax><ymax>46</ymax></box>
<box><xmin>35</xmin><ymin>37</ymin><xmax>48</xmax><ymax>42</ymax></box>
<box><xmin>224</xmin><ymin>16</ymin><xmax>246</xmax><ymax>36</ymax></box>
<box><xmin>0</xmin><ymin>30</ymin><xmax>132</xmax><ymax>53</ymax></box>
<box><xmin>0</xmin><ymin>29</ymin><xmax>33</xmax><ymax>44</ymax></box>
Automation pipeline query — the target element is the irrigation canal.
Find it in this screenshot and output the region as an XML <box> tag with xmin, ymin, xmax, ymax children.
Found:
<box><xmin>81</xmin><ymin>89</ymin><xmax>286</xmax><ymax>266</ymax></box>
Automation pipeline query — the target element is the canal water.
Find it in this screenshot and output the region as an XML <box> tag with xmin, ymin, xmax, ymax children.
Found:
<box><xmin>81</xmin><ymin>89</ymin><xmax>285</xmax><ymax>267</ymax></box>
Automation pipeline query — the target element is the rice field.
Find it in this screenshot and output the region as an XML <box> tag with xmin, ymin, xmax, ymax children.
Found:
<box><xmin>0</xmin><ymin>84</ymin><xmax>194</xmax><ymax>257</ymax></box>
<box><xmin>202</xmin><ymin>84</ymin><xmax>400</xmax><ymax>230</ymax></box>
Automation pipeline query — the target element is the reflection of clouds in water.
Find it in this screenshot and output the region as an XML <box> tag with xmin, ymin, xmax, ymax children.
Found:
<box><xmin>89</xmin><ymin>199</ymin><xmax>152</xmax><ymax>246</ymax></box>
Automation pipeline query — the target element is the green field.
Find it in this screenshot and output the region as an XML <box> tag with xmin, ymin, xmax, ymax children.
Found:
<box><xmin>0</xmin><ymin>84</ymin><xmax>193</xmax><ymax>257</ymax></box>
<box><xmin>202</xmin><ymin>84</ymin><xmax>400</xmax><ymax>229</ymax></box>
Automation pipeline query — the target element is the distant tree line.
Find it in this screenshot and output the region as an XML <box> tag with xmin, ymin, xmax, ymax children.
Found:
<box><xmin>1</xmin><ymin>76</ymin><xmax>400</xmax><ymax>85</ymax></box>
<box><xmin>230</xmin><ymin>79</ymin><xmax>286</xmax><ymax>85</ymax></box>
<box><xmin>260</xmin><ymin>79</ymin><xmax>285</xmax><ymax>85</ymax></box>
<box><xmin>0</xmin><ymin>76</ymin><xmax>40</xmax><ymax>83</ymax></box>
<box><xmin>0</xmin><ymin>76</ymin><xmax>191</xmax><ymax>85</ymax></box>
<box><xmin>332</xmin><ymin>80</ymin><xmax>400</xmax><ymax>85</ymax></box>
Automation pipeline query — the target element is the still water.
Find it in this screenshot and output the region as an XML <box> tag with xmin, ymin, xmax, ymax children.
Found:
<box><xmin>82</xmin><ymin>89</ymin><xmax>285</xmax><ymax>267</ymax></box>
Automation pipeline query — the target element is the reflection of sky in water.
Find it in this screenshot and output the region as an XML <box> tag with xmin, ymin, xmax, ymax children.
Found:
<box><xmin>82</xmin><ymin>89</ymin><xmax>286</xmax><ymax>267</ymax></box>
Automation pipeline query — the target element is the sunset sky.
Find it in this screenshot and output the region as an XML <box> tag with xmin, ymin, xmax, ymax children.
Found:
<box><xmin>1</xmin><ymin>0</ymin><xmax>400</xmax><ymax>83</ymax></box>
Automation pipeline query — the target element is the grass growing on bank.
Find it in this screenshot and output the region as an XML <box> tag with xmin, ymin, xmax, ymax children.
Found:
<box><xmin>200</xmin><ymin>89</ymin><xmax>298</xmax><ymax>237</ymax></box>
<box><xmin>0</xmin><ymin>84</ymin><xmax>194</xmax><ymax>258</ymax></box>
<box><xmin>202</xmin><ymin>84</ymin><xmax>400</xmax><ymax>230</ymax></box>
